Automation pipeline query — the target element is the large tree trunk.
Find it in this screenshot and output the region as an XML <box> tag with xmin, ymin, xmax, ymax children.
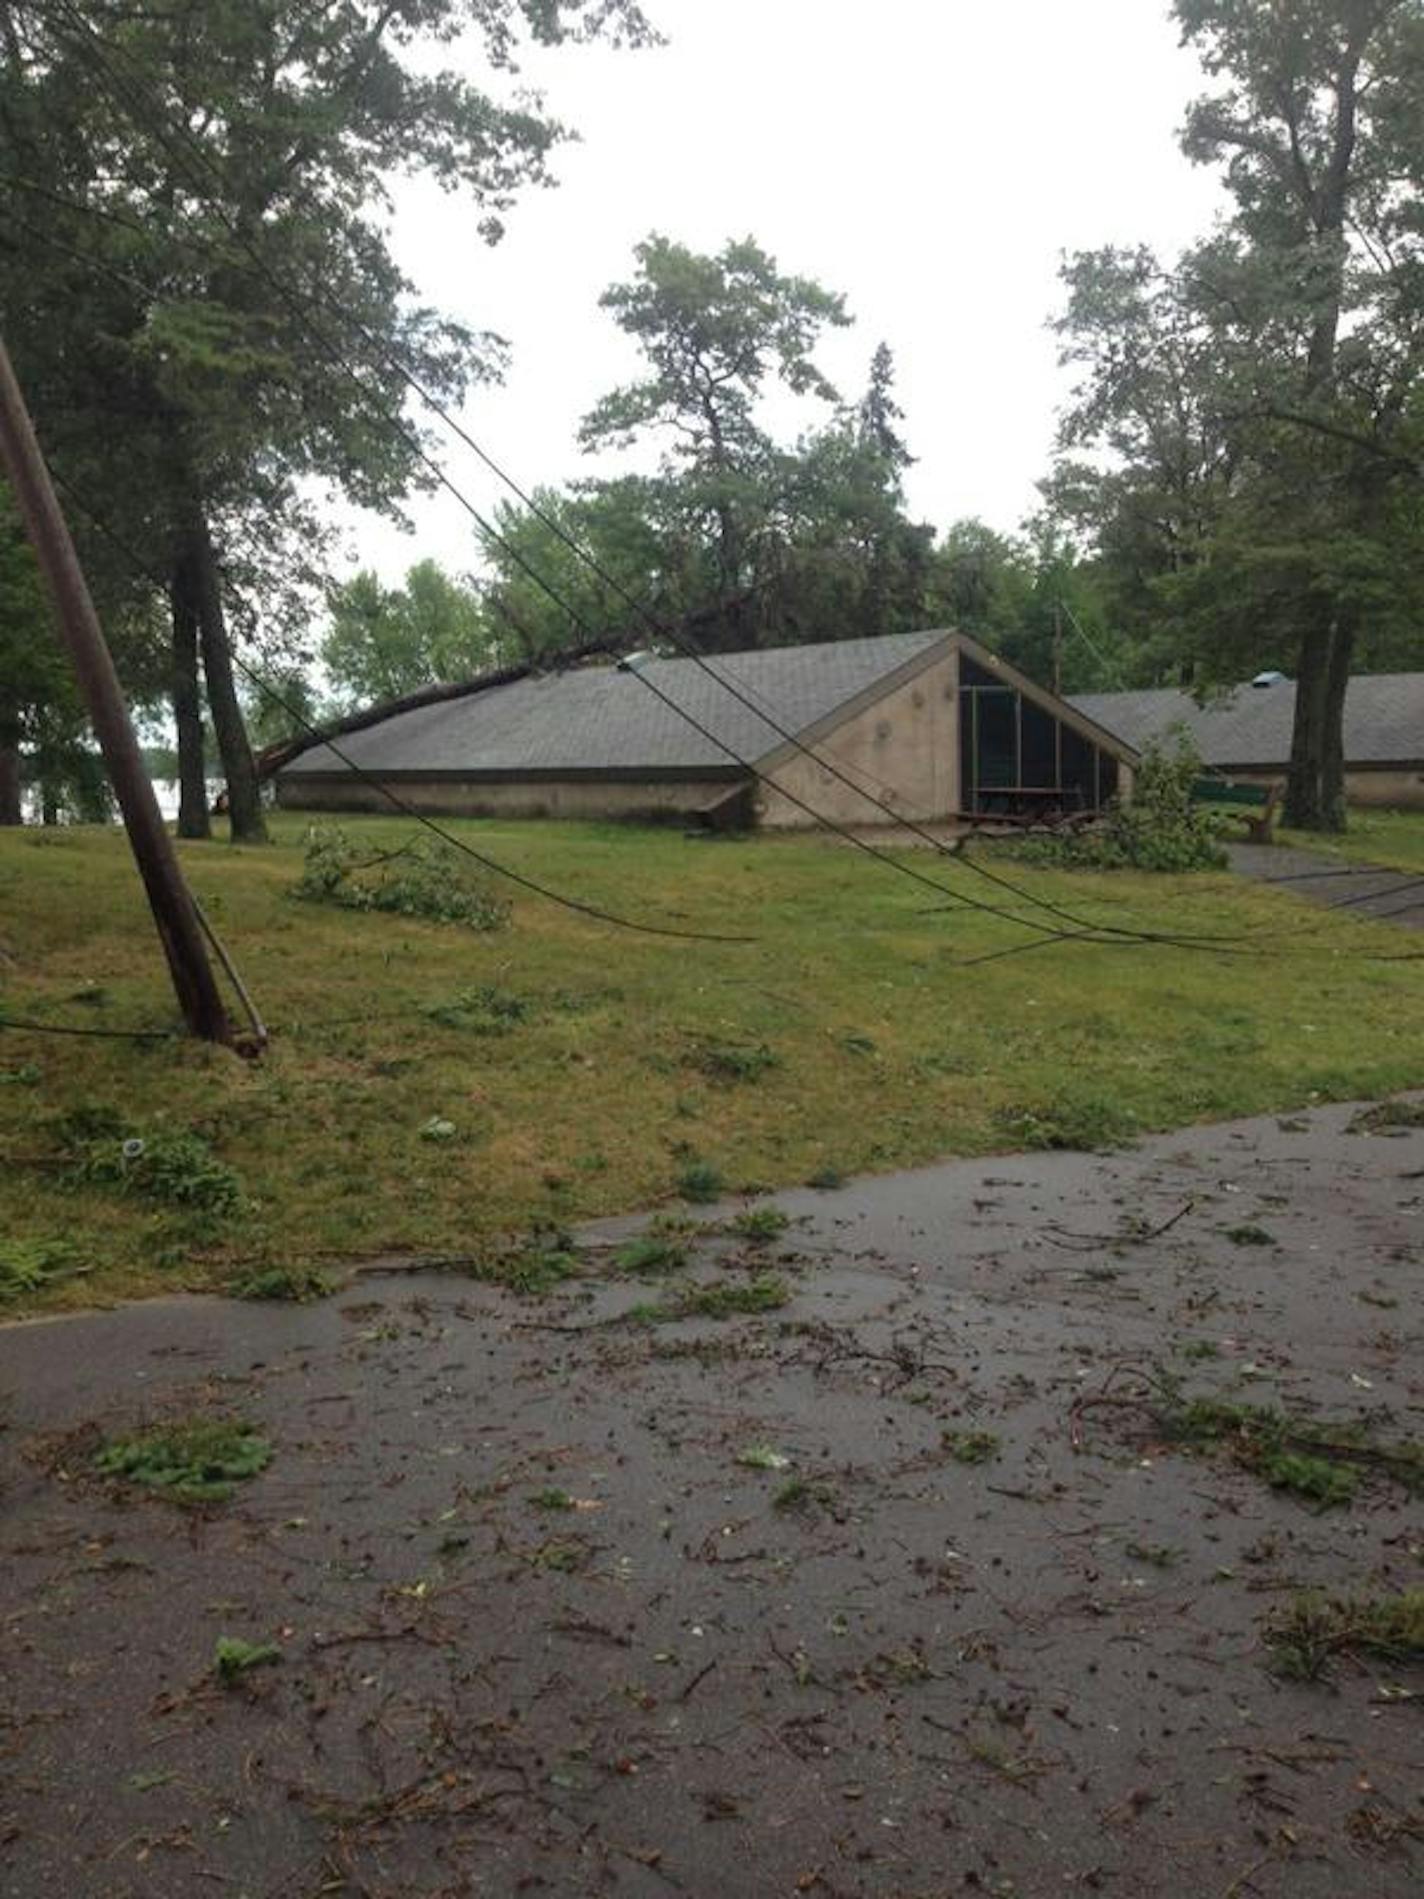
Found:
<box><xmin>1319</xmin><ymin>612</ymin><xmax>1356</xmax><ymax>835</ymax></box>
<box><xmin>170</xmin><ymin>562</ymin><xmax>211</xmax><ymax>840</ymax></box>
<box><xmin>1284</xmin><ymin>616</ymin><xmax>1332</xmax><ymax>831</ymax></box>
<box><xmin>0</xmin><ymin>717</ymin><xmax>21</xmax><ymax>825</ymax></box>
<box><xmin>186</xmin><ymin>511</ymin><xmax>266</xmax><ymax>843</ymax></box>
<box><xmin>1285</xmin><ymin>610</ymin><xmax>1354</xmax><ymax>834</ymax></box>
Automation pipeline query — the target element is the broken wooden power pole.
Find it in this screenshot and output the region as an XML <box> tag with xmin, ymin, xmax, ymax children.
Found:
<box><xmin>0</xmin><ymin>334</ymin><xmax>232</xmax><ymax>1045</ymax></box>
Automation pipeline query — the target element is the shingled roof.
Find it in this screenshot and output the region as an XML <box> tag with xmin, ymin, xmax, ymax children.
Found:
<box><xmin>280</xmin><ymin>631</ymin><xmax>952</xmax><ymax>779</ymax></box>
<box><xmin>1070</xmin><ymin>674</ymin><xmax>1424</xmax><ymax>770</ymax></box>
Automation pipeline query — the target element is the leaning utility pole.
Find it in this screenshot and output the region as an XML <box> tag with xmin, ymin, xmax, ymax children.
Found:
<box><xmin>0</xmin><ymin>334</ymin><xmax>232</xmax><ymax>1045</ymax></box>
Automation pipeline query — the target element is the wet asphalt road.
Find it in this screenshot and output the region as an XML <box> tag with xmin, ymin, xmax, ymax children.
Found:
<box><xmin>1</xmin><ymin>1098</ymin><xmax>1422</xmax><ymax>1897</ymax></box>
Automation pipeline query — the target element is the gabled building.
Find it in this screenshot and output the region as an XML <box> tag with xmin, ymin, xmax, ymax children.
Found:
<box><xmin>275</xmin><ymin>630</ymin><xmax>1138</xmax><ymax>830</ymax></box>
<box><xmin>1072</xmin><ymin>673</ymin><xmax>1424</xmax><ymax>809</ymax></box>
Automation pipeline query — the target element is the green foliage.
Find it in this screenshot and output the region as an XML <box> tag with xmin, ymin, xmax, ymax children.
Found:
<box><xmin>677</xmin><ymin>1160</ymin><xmax>726</xmax><ymax>1204</ymax></box>
<box><xmin>230</xmin><ymin>1266</ymin><xmax>334</xmax><ymax>1303</ymax></box>
<box><xmin>0</xmin><ymin>1</ymin><xmax>656</xmax><ymax>812</ymax></box>
<box><xmin>95</xmin><ymin>1420</ymin><xmax>272</xmax><ymax>1505</ymax></box>
<box><xmin>994</xmin><ymin>1093</ymin><xmax>1136</xmax><ymax>1152</ymax></box>
<box><xmin>1160</xmin><ymin>1395</ymin><xmax>1422</xmax><ymax>1506</ymax></box>
<box><xmin>530</xmin><ymin>1487</ymin><xmax>575</xmax><ymax>1512</ymax></box>
<box><xmin>941</xmin><ymin>1429</ymin><xmax>1001</xmax><ymax>1466</ymax></box>
<box><xmin>1012</xmin><ymin>733</ymin><xmax>1228</xmax><ymax>873</ymax></box>
<box><xmin>293</xmin><ymin>827</ymin><xmax>510</xmax><ymax>931</ymax></box>
<box><xmin>732</xmin><ymin>1206</ymin><xmax>790</xmax><ymax>1243</ymax></box>
<box><xmin>807</xmin><ymin>1165</ymin><xmax>845</xmax><ymax>1190</ymax></box>
<box><xmin>1265</xmin><ymin>1589</ymin><xmax>1424</xmax><ymax>1683</ymax></box>
<box><xmin>214</xmin><ymin>1637</ymin><xmax>283</xmax><ymax>1684</ymax></box>
<box><xmin>68</xmin><ymin>1125</ymin><xmax>245</xmax><ymax>1219</ymax></box>
<box><xmin>615</xmin><ymin>1235</ymin><xmax>688</xmax><ymax>1275</ymax></box>
<box><xmin>690</xmin><ymin>1040</ymin><xmax>780</xmax><ymax>1084</ymax></box>
<box><xmin>678</xmin><ymin>1272</ymin><xmax>788</xmax><ymax>1318</ymax></box>
<box><xmin>323</xmin><ymin>563</ymin><xmax>495</xmax><ymax>709</ymax></box>
<box><xmin>736</xmin><ymin>1443</ymin><xmax>791</xmax><ymax>1471</ymax></box>
<box><xmin>1261</xmin><ymin>1450</ymin><xmax>1357</xmax><ymax>1509</ymax></box>
<box><xmin>422</xmin><ymin>986</ymin><xmax>528</xmax><ymax>1033</ymax></box>
<box><xmin>1052</xmin><ymin>5</ymin><xmax>1424</xmax><ymax>829</ymax></box>
<box><xmin>0</xmin><ymin>1238</ymin><xmax>76</xmax><ymax>1301</ymax></box>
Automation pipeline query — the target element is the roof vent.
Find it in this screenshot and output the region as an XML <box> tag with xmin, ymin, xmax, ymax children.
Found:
<box><xmin>1251</xmin><ymin>670</ymin><xmax>1288</xmax><ymax>689</ymax></box>
<box><xmin>617</xmin><ymin>650</ymin><xmax>656</xmax><ymax>674</ymax></box>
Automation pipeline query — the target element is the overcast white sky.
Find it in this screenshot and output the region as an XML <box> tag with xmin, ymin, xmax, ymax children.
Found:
<box><xmin>349</xmin><ymin>0</ymin><xmax>1224</xmax><ymax>585</ymax></box>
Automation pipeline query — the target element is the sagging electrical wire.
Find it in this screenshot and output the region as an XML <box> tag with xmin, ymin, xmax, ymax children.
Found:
<box><xmin>34</xmin><ymin>0</ymin><xmax>1251</xmax><ymax>960</ymax></box>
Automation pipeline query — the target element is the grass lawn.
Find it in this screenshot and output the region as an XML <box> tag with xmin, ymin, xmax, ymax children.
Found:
<box><xmin>2</xmin><ymin>810</ymin><xmax>1420</xmax><ymax>1312</ymax></box>
<box><xmin>1279</xmin><ymin>806</ymin><xmax>1424</xmax><ymax>873</ymax></box>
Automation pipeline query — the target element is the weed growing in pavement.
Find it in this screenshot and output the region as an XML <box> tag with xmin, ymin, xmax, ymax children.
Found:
<box><xmin>732</xmin><ymin>1206</ymin><xmax>791</xmax><ymax>1243</ymax></box>
<box><xmin>941</xmin><ymin>1429</ymin><xmax>1001</xmax><ymax>1466</ymax></box>
<box><xmin>530</xmin><ymin>1487</ymin><xmax>575</xmax><ymax>1512</ymax></box>
<box><xmin>679</xmin><ymin>1273</ymin><xmax>789</xmax><ymax>1318</ymax></box>
<box><xmin>773</xmin><ymin>1476</ymin><xmax>835</xmax><ymax>1514</ymax></box>
<box><xmin>614</xmin><ymin>1236</ymin><xmax>688</xmax><ymax>1276</ymax></box>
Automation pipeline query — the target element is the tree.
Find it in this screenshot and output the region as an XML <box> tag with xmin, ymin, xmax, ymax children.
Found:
<box><xmin>323</xmin><ymin>561</ymin><xmax>495</xmax><ymax>708</ymax></box>
<box><xmin>0</xmin><ymin>477</ymin><xmax>122</xmax><ymax>825</ymax></box>
<box><xmin>1053</xmin><ymin>2</ymin><xmax>1424</xmax><ymax>830</ymax></box>
<box><xmin>580</xmin><ymin>235</ymin><xmax>852</xmax><ymax>647</ymax></box>
<box><xmin>0</xmin><ymin>0</ymin><xmax>657</xmax><ymax>838</ymax></box>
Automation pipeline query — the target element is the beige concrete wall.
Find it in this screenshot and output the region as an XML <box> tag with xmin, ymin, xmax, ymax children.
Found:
<box><xmin>1207</xmin><ymin>767</ymin><xmax>1424</xmax><ymax>811</ymax></box>
<box><xmin>276</xmin><ymin>775</ymin><xmax>738</xmax><ymax>823</ymax></box>
<box><xmin>756</xmin><ymin>652</ymin><xmax>959</xmax><ymax>828</ymax></box>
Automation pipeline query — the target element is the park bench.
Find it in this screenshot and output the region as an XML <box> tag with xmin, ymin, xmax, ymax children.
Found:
<box><xmin>1192</xmin><ymin>775</ymin><xmax>1285</xmax><ymax>844</ymax></box>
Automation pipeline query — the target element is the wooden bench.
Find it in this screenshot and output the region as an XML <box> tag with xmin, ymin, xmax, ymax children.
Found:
<box><xmin>1192</xmin><ymin>776</ymin><xmax>1285</xmax><ymax>844</ymax></box>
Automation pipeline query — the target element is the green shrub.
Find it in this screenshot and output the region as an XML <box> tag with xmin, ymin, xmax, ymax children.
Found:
<box><xmin>1010</xmin><ymin>730</ymin><xmax>1228</xmax><ymax>873</ymax></box>
<box><xmin>292</xmin><ymin>826</ymin><xmax>510</xmax><ymax>931</ymax></box>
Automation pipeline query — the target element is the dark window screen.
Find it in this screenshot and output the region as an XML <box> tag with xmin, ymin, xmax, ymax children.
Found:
<box><xmin>1061</xmin><ymin>726</ymin><xmax>1095</xmax><ymax>808</ymax></box>
<box><xmin>975</xmin><ymin>690</ymin><xmax>1018</xmax><ymax>789</ymax></box>
<box><xmin>1021</xmin><ymin>700</ymin><xmax>1058</xmax><ymax>788</ymax></box>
